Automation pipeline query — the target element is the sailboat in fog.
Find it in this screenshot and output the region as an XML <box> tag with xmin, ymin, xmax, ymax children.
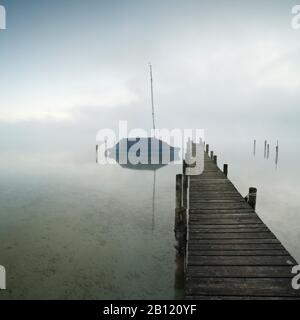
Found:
<box><xmin>106</xmin><ymin>64</ymin><xmax>180</xmax><ymax>169</ymax></box>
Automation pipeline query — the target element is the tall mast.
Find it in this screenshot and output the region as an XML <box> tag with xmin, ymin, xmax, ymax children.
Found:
<box><xmin>149</xmin><ymin>63</ymin><xmax>156</xmax><ymax>132</ymax></box>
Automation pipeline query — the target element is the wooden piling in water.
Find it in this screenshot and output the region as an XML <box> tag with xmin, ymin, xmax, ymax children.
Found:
<box><xmin>210</xmin><ymin>151</ymin><xmax>214</xmax><ymax>159</ymax></box>
<box><xmin>182</xmin><ymin>174</ymin><xmax>188</xmax><ymax>208</ymax></box>
<box><xmin>275</xmin><ymin>141</ymin><xmax>279</xmax><ymax>166</ymax></box>
<box><xmin>206</xmin><ymin>144</ymin><xmax>209</xmax><ymax>154</ymax></box>
<box><xmin>213</xmin><ymin>155</ymin><xmax>217</xmax><ymax>164</ymax></box>
<box><xmin>176</xmin><ymin>174</ymin><xmax>183</xmax><ymax>209</ymax></box>
<box><xmin>183</xmin><ymin>160</ymin><xmax>187</xmax><ymax>175</ymax></box>
<box><xmin>174</xmin><ymin>246</ymin><xmax>185</xmax><ymax>293</ymax></box>
<box><xmin>192</xmin><ymin>142</ymin><xmax>196</xmax><ymax>157</ymax></box>
<box><xmin>264</xmin><ymin>140</ymin><xmax>267</xmax><ymax>158</ymax></box>
<box><xmin>248</xmin><ymin>187</ymin><xmax>257</xmax><ymax>210</ymax></box>
<box><xmin>223</xmin><ymin>164</ymin><xmax>228</xmax><ymax>177</ymax></box>
<box><xmin>175</xmin><ymin>207</ymin><xmax>186</xmax><ymax>231</ymax></box>
<box><xmin>174</xmin><ymin>202</ymin><xmax>187</xmax><ymax>296</ymax></box>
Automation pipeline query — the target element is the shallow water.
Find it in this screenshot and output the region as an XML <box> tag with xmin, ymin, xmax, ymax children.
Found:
<box><xmin>0</xmin><ymin>149</ymin><xmax>181</xmax><ymax>299</ymax></box>
<box><xmin>0</xmin><ymin>138</ymin><xmax>299</xmax><ymax>299</ymax></box>
<box><xmin>211</xmin><ymin>138</ymin><xmax>300</xmax><ymax>264</ymax></box>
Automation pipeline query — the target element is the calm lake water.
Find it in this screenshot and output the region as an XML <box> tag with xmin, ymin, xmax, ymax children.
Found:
<box><xmin>0</xmin><ymin>146</ymin><xmax>181</xmax><ymax>299</ymax></box>
<box><xmin>0</xmin><ymin>138</ymin><xmax>299</xmax><ymax>299</ymax></box>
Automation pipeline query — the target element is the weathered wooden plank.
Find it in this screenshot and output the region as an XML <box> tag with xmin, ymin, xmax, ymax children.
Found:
<box><xmin>187</xmin><ymin>250</ymin><xmax>289</xmax><ymax>256</ymax></box>
<box><xmin>189</xmin><ymin>203</ymin><xmax>252</xmax><ymax>210</ymax></box>
<box><xmin>185</xmin><ymin>278</ymin><xmax>300</xmax><ymax>297</ymax></box>
<box><xmin>199</xmin><ymin>172</ymin><xmax>224</xmax><ymax>175</ymax></box>
<box><xmin>190</xmin><ymin>186</ymin><xmax>237</xmax><ymax>190</ymax></box>
<box><xmin>190</xmin><ymin>181</ymin><xmax>234</xmax><ymax>184</ymax></box>
<box><xmin>190</xmin><ymin>178</ymin><xmax>233</xmax><ymax>182</ymax></box>
<box><xmin>189</xmin><ymin>214</ymin><xmax>259</xmax><ymax>219</ymax></box>
<box><xmin>188</xmin><ymin>218</ymin><xmax>263</xmax><ymax>225</ymax></box>
<box><xmin>190</xmin><ymin>184</ymin><xmax>235</xmax><ymax>188</ymax></box>
<box><xmin>189</xmin><ymin>195</ymin><xmax>244</xmax><ymax>200</ymax></box>
<box><xmin>197</xmin><ymin>171</ymin><xmax>226</xmax><ymax>176</ymax></box>
<box><xmin>189</xmin><ymin>188</ymin><xmax>239</xmax><ymax>192</ymax></box>
<box><xmin>190</xmin><ymin>180</ymin><xmax>234</xmax><ymax>184</ymax></box>
<box><xmin>190</xmin><ymin>190</ymin><xmax>242</xmax><ymax>193</ymax></box>
<box><xmin>190</xmin><ymin>193</ymin><xmax>245</xmax><ymax>201</ymax></box>
<box><xmin>190</xmin><ymin>199</ymin><xmax>246</xmax><ymax>203</ymax></box>
<box><xmin>189</xmin><ymin>209</ymin><xmax>254</xmax><ymax>214</ymax></box>
<box><xmin>190</xmin><ymin>191</ymin><xmax>239</xmax><ymax>196</ymax></box>
<box><xmin>186</xmin><ymin>265</ymin><xmax>294</xmax><ymax>278</ymax></box>
<box><xmin>189</xmin><ymin>227</ymin><xmax>270</xmax><ymax>233</ymax></box>
<box><xmin>188</xmin><ymin>255</ymin><xmax>296</xmax><ymax>266</ymax></box>
<box><xmin>188</xmin><ymin>238</ymin><xmax>282</xmax><ymax>244</ymax></box>
<box><xmin>188</xmin><ymin>243</ymin><xmax>285</xmax><ymax>250</ymax></box>
<box><xmin>188</xmin><ymin>223</ymin><xmax>264</xmax><ymax>229</ymax></box>
<box><xmin>189</xmin><ymin>232</ymin><xmax>276</xmax><ymax>240</ymax></box>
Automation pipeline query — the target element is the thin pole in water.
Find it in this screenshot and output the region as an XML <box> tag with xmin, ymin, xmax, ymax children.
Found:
<box><xmin>264</xmin><ymin>140</ymin><xmax>267</xmax><ymax>158</ymax></box>
<box><xmin>152</xmin><ymin>170</ymin><xmax>156</xmax><ymax>232</ymax></box>
<box><xmin>105</xmin><ymin>139</ymin><xmax>108</xmax><ymax>160</ymax></box>
<box><xmin>149</xmin><ymin>63</ymin><xmax>156</xmax><ymax>132</ymax></box>
<box><xmin>275</xmin><ymin>140</ymin><xmax>279</xmax><ymax>167</ymax></box>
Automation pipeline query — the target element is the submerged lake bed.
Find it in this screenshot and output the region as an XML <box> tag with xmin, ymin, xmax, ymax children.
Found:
<box><xmin>0</xmin><ymin>149</ymin><xmax>180</xmax><ymax>299</ymax></box>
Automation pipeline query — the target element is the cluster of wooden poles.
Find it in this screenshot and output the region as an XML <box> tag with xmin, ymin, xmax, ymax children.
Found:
<box><xmin>253</xmin><ymin>139</ymin><xmax>279</xmax><ymax>165</ymax></box>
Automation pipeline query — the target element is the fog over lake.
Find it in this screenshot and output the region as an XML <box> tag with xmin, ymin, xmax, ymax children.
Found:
<box><xmin>0</xmin><ymin>0</ymin><xmax>300</xmax><ymax>299</ymax></box>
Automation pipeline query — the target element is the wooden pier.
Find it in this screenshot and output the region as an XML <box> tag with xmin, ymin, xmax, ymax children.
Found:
<box><xmin>175</xmin><ymin>143</ymin><xmax>300</xmax><ymax>300</ymax></box>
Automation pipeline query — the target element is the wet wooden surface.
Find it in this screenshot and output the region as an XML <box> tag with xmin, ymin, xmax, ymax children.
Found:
<box><xmin>185</xmin><ymin>152</ymin><xmax>300</xmax><ymax>299</ymax></box>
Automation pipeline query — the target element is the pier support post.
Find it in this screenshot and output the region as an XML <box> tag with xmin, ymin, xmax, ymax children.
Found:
<box><xmin>210</xmin><ymin>151</ymin><xmax>214</xmax><ymax>159</ymax></box>
<box><xmin>182</xmin><ymin>160</ymin><xmax>187</xmax><ymax>175</ymax></box>
<box><xmin>175</xmin><ymin>207</ymin><xmax>187</xmax><ymax>231</ymax></box>
<box><xmin>176</xmin><ymin>174</ymin><xmax>183</xmax><ymax>208</ymax></box>
<box><xmin>223</xmin><ymin>164</ymin><xmax>228</xmax><ymax>177</ymax></box>
<box><xmin>192</xmin><ymin>142</ymin><xmax>196</xmax><ymax>157</ymax></box>
<box><xmin>174</xmin><ymin>204</ymin><xmax>187</xmax><ymax>293</ymax></box>
<box><xmin>206</xmin><ymin>144</ymin><xmax>209</xmax><ymax>154</ymax></box>
<box><xmin>248</xmin><ymin>187</ymin><xmax>257</xmax><ymax>210</ymax></box>
<box><xmin>182</xmin><ymin>175</ymin><xmax>188</xmax><ymax>209</ymax></box>
<box><xmin>213</xmin><ymin>155</ymin><xmax>217</xmax><ymax>164</ymax></box>
<box><xmin>174</xmin><ymin>245</ymin><xmax>185</xmax><ymax>293</ymax></box>
<box><xmin>175</xmin><ymin>173</ymin><xmax>187</xmax><ymax>256</ymax></box>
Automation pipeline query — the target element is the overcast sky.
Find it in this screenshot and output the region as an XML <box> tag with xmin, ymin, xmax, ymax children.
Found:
<box><xmin>0</xmin><ymin>0</ymin><xmax>299</xmax><ymax>146</ymax></box>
